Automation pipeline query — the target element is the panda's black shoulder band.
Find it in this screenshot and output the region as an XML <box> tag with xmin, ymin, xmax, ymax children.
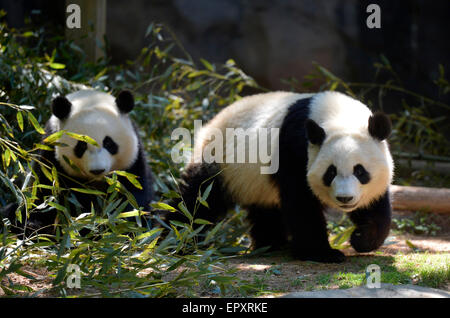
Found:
<box><xmin>368</xmin><ymin>112</ymin><xmax>391</xmax><ymax>141</ymax></box>
<box><xmin>51</xmin><ymin>96</ymin><xmax>72</xmax><ymax>120</ymax></box>
<box><xmin>116</xmin><ymin>90</ymin><xmax>135</xmax><ymax>114</ymax></box>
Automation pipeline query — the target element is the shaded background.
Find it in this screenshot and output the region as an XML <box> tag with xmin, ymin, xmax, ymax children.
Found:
<box><xmin>1</xmin><ymin>0</ymin><xmax>449</xmax><ymax>111</ymax></box>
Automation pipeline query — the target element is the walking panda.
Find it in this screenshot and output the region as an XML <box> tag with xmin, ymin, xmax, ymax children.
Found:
<box><xmin>1</xmin><ymin>90</ymin><xmax>154</xmax><ymax>234</ymax></box>
<box><xmin>176</xmin><ymin>91</ymin><xmax>393</xmax><ymax>263</ymax></box>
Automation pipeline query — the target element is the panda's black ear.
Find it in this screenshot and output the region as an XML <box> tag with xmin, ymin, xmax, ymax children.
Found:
<box><xmin>51</xmin><ymin>96</ymin><xmax>72</xmax><ymax>120</ymax></box>
<box><xmin>305</xmin><ymin>119</ymin><xmax>326</xmax><ymax>146</ymax></box>
<box><xmin>115</xmin><ymin>90</ymin><xmax>135</xmax><ymax>114</ymax></box>
<box><xmin>368</xmin><ymin>112</ymin><xmax>391</xmax><ymax>141</ymax></box>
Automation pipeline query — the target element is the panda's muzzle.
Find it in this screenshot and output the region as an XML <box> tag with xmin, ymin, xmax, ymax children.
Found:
<box><xmin>85</xmin><ymin>148</ymin><xmax>112</xmax><ymax>178</ymax></box>
<box><xmin>90</xmin><ymin>169</ymin><xmax>106</xmax><ymax>175</ymax></box>
<box><xmin>339</xmin><ymin>203</ymin><xmax>358</xmax><ymax>210</ymax></box>
<box><xmin>336</xmin><ymin>196</ymin><xmax>353</xmax><ymax>203</ymax></box>
<box><xmin>332</xmin><ymin>176</ymin><xmax>360</xmax><ymax>210</ymax></box>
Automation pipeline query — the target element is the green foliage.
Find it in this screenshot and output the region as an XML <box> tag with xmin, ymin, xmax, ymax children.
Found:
<box><xmin>327</xmin><ymin>214</ymin><xmax>355</xmax><ymax>250</ymax></box>
<box><xmin>392</xmin><ymin>212</ymin><xmax>441</xmax><ymax>236</ymax></box>
<box><xmin>0</xmin><ymin>20</ymin><xmax>260</xmax><ymax>297</ymax></box>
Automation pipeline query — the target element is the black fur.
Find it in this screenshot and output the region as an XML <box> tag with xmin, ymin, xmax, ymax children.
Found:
<box><xmin>349</xmin><ymin>191</ymin><xmax>391</xmax><ymax>252</ymax></box>
<box><xmin>115</xmin><ymin>90</ymin><xmax>135</xmax><ymax>114</ymax></box>
<box><xmin>169</xmin><ymin>163</ymin><xmax>233</xmax><ymax>227</ymax></box>
<box><xmin>322</xmin><ymin>164</ymin><xmax>337</xmax><ymax>187</ymax></box>
<box><xmin>368</xmin><ymin>112</ymin><xmax>392</xmax><ymax>141</ymax></box>
<box><xmin>270</xmin><ymin>98</ymin><xmax>345</xmax><ymax>262</ymax></box>
<box><xmin>305</xmin><ymin>119</ymin><xmax>326</xmax><ymax>145</ymax></box>
<box><xmin>51</xmin><ymin>96</ymin><xmax>72</xmax><ymax>120</ymax></box>
<box><xmin>74</xmin><ymin>140</ymin><xmax>87</xmax><ymax>158</ymax></box>
<box><xmin>353</xmin><ymin>164</ymin><xmax>371</xmax><ymax>184</ymax></box>
<box><xmin>1</xmin><ymin>96</ymin><xmax>154</xmax><ymax>236</ymax></box>
<box><xmin>246</xmin><ymin>206</ymin><xmax>287</xmax><ymax>251</ymax></box>
<box><xmin>172</xmin><ymin>96</ymin><xmax>392</xmax><ymax>263</ymax></box>
<box><xmin>103</xmin><ymin>136</ymin><xmax>118</xmax><ymax>155</ymax></box>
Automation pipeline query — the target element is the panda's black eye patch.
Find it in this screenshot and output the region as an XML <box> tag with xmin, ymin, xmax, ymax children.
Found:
<box><xmin>353</xmin><ymin>164</ymin><xmax>370</xmax><ymax>184</ymax></box>
<box><xmin>103</xmin><ymin>136</ymin><xmax>118</xmax><ymax>155</ymax></box>
<box><xmin>322</xmin><ymin>164</ymin><xmax>337</xmax><ymax>187</ymax></box>
<box><xmin>74</xmin><ymin>141</ymin><xmax>87</xmax><ymax>158</ymax></box>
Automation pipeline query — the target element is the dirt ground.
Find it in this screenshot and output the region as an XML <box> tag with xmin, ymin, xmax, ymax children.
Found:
<box><xmin>224</xmin><ymin>234</ymin><xmax>450</xmax><ymax>296</ymax></box>
<box><xmin>1</xmin><ymin>233</ymin><xmax>449</xmax><ymax>297</ymax></box>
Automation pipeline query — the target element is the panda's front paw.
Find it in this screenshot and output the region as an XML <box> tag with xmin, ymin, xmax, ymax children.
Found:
<box><xmin>295</xmin><ymin>248</ymin><xmax>346</xmax><ymax>263</ymax></box>
<box><xmin>350</xmin><ymin>226</ymin><xmax>383</xmax><ymax>253</ymax></box>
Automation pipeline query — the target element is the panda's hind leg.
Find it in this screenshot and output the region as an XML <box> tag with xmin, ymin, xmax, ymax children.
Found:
<box><xmin>169</xmin><ymin>163</ymin><xmax>233</xmax><ymax>226</ymax></box>
<box><xmin>247</xmin><ymin>205</ymin><xmax>288</xmax><ymax>251</ymax></box>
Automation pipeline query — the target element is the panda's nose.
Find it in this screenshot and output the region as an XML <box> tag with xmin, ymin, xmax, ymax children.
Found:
<box><xmin>336</xmin><ymin>196</ymin><xmax>353</xmax><ymax>203</ymax></box>
<box><xmin>90</xmin><ymin>169</ymin><xmax>105</xmax><ymax>175</ymax></box>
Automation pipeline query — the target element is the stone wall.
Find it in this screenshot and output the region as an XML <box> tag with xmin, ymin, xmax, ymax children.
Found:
<box><xmin>106</xmin><ymin>0</ymin><xmax>450</xmax><ymax>106</ymax></box>
<box><xmin>107</xmin><ymin>0</ymin><xmax>360</xmax><ymax>89</ymax></box>
<box><xmin>2</xmin><ymin>0</ymin><xmax>447</xmax><ymax>109</ymax></box>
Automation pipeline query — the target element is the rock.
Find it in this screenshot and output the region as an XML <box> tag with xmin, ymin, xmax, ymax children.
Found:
<box><xmin>282</xmin><ymin>283</ymin><xmax>450</xmax><ymax>298</ymax></box>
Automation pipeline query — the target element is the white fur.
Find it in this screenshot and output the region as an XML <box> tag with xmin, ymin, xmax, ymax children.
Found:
<box><xmin>193</xmin><ymin>91</ymin><xmax>393</xmax><ymax>211</ymax></box>
<box><xmin>194</xmin><ymin>91</ymin><xmax>312</xmax><ymax>206</ymax></box>
<box><xmin>53</xmin><ymin>90</ymin><xmax>138</xmax><ymax>180</ymax></box>
<box><xmin>306</xmin><ymin>92</ymin><xmax>394</xmax><ymax>211</ymax></box>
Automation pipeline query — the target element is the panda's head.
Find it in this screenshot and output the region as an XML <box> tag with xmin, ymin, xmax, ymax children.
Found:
<box><xmin>50</xmin><ymin>90</ymin><xmax>138</xmax><ymax>180</ymax></box>
<box><xmin>306</xmin><ymin>112</ymin><xmax>393</xmax><ymax>212</ymax></box>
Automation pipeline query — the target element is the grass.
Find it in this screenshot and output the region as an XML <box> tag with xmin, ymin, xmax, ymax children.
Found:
<box><xmin>311</xmin><ymin>253</ymin><xmax>450</xmax><ymax>290</ymax></box>
<box><xmin>394</xmin><ymin>253</ymin><xmax>450</xmax><ymax>288</ymax></box>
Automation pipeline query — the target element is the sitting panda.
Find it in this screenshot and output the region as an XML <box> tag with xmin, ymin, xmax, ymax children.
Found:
<box><xmin>1</xmin><ymin>90</ymin><xmax>154</xmax><ymax>235</ymax></box>
<box><xmin>175</xmin><ymin>91</ymin><xmax>393</xmax><ymax>263</ymax></box>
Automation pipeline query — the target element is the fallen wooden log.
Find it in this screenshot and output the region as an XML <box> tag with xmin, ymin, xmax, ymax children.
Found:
<box><xmin>390</xmin><ymin>185</ymin><xmax>450</xmax><ymax>214</ymax></box>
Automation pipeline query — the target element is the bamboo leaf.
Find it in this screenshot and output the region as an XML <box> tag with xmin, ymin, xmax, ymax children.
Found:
<box><xmin>27</xmin><ymin>112</ymin><xmax>45</xmax><ymax>134</ymax></box>
<box><xmin>71</xmin><ymin>188</ymin><xmax>105</xmax><ymax>195</ymax></box>
<box><xmin>166</xmin><ymin>258</ymin><xmax>187</xmax><ymax>272</ymax></box>
<box><xmin>201</xmin><ymin>181</ymin><xmax>213</xmax><ymax>202</ymax></box>
<box><xmin>34</xmin><ymin>143</ymin><xmax>53</xmax><ymax>151</ymax></box>
<box><xmin>16</xmin><ymin>111</ymin><xmax>24</xmax><ymax>131</ymax></box>
<box><xmin>48</xmin><ymin>201</ymin><xmax>67</xmax><ymax>213</ymax></box>
<box><xmin>117</xmin><ymin>210</ymin><xmax>148</xmax><ymax>218</ymax></box>
<box><xmin>162</xmin><ymin>190</ymin><xmax>181</xmax><ymax>199</ymax></box>
<box><xmin>40</xmin><ymin>165</ymin><xmax>53</xmax><ymax>182</ymax></box>
<box><xmin>65</xmin><ymin>132</ymin><xmax>99</xmax><ymax>147</ymax></box>
<box><xmin>199</xmin><ymin>199</ymin><xmax>209</xmax><ymax>209</ymax></box>
<box><xmin>49</xmin><ymin>62</ymin><xmax>66</xmax><ymax>70</ymax></box>
<box><xmin>330</xmin><ymin>226</ymin><xmax>356</xmax><ymax>249</ymax></box>
<box><xmin>178</xmin><ymin>201</ymin><xmax>193</xmax><ymax>221</ymax></box>
<box><xmin>43</xmin><ymin>130</ymin><xmax>65</xmax><ymax>144</ymax></box>
<box><xmin>3</xmin><ymin>148</ymin><xmax>11</xmax><ymax>168</ymax></box>
<box><xmin>170</xmin><ymin>224</ymin><xmax>182</xmax><ymax>240</ymax></box>
<box><xmin>193</xmin><ymin>218</ymin><xmax>212</xmax><ymax>225</ymax></box>
<box><xmin>135</xmin><ymin>228</ymin><xmax>162</xmax><ymax>241</ymax></box>
<box><xmin>51</xmin><ymin>166</ymin><xmax>59</xmax><ymax>189</ymax></box>
<box><xmin>150</xmin><ymin>202</ymin><xmax>177</xmax><ymax>212</ymax></box>
<box><xmin>114</xmin><ymin>170</ymin><xmax>143</xmax><ymax>190</ymax></box>
<box><xmin>62</xmin><ymin>155</ymin><xmax>82</xmax><ymax>175</ymax></box>
<box><xmin>200</xmin><ymin>58</ymin><xmax>214</xmax><ymax>71</ymax></box>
